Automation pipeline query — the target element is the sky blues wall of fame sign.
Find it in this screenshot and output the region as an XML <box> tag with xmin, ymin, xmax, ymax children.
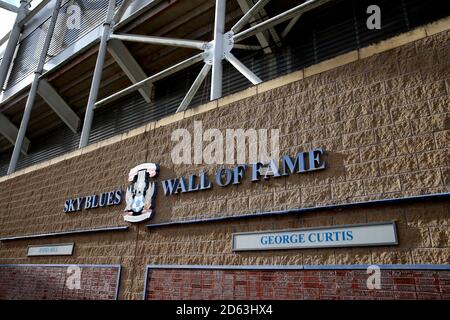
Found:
<box><xmin>123</xmin><ymin>163</ymin><xmax>159</xmax><ymax>223</ymax></box>
<box><xmin>27</xmin><ymin>243</ymin><xmax>74</xmax><ymax>256</ymax></box>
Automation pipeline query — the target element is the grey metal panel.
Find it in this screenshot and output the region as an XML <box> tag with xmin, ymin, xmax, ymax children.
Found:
<box><xmin>5</xmin><ymin>20</ymin><xmax>48</xmax><ymax>89</ymax></box>
<box><xmin>1</xmin><ymin>0</ymin><xmax>160</xmax><ymax>105</ymax></box>
<box><xmin>107</xmin><ymin>39</ymin><xmax>153</xmax><ymax>103</ymax></box>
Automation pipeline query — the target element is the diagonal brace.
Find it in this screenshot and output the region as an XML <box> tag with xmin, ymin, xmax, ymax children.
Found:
<box><xmin>37</xmin><ymin>79</ymin><xmax>81</xmax><ymax>133</ymax></box>
<box><xmin>225</xmin><ymin>52</ymin><xmax>262</xmax><ymax>85</ymax></box>
<box><xmin>0</xmin><ymin>0</ymin><xmax>19</xmax><ymax>13</ymax></box>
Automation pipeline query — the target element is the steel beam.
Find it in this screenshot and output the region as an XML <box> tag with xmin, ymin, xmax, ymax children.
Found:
<box><xmin>8</xmin><ymin>0</ymin><xmax>62</xmax><ymax>174</ymax></box>
<box><xmin>0</xmin><ymin>113</ymin><xmax>30</xmax><ymax>154</ymax></box>
<box><xmin>37</xmin><ymin>79</ymin><xmax>80</xmax><ymax>133</ymax></box>
<box><xmin>95</xmin><ymin>53</ymin><xmax>204</xmax><ymax>108</ymax></box>
<box><xmin>79</xmin><ymin>0</ymin><xmax>116</xmax><ymax>148</ymax></box>
<box><xmin>110</xmin><ymin>33</ymin><xmax>208</xmax><ymax>50</ymax></box>
<box><xmin>225</xmin><ymin>52</ymin><xmax>262</xmax><ymax>85</ymax></box>
<box><xmin>210</xmin><ymin>0</ymin><xmax>226</xmax><ymax>100</ymax></box>
<box><xmin>234</xmin><ymin>0</ymin><xmax>333</xmax><ymax>43</ymax></box>
<box><xmin>0</xmin><ymin>0</ymin><xmax>28</xmax><ymax>91</ymax></box>
<box><xmin>18</xmin><ymin>0</ymin><xmax>51</xmax><ymax>27</ymax></box>
<box><xmin>107</xmin><ymin>39</ymin><xmax>153</xmax><ymax>103</ymax></box>
<box><xmin>0</xmin><ymin>1</ymin><xmax>19</xmax><ymax>13</ymax></box>
<box><xmin>177</xmin><ymin>63</ymin><xmax>211</xmax><ymax>113</ymax></box>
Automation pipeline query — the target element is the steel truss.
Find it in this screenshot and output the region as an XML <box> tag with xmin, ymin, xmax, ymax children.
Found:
<box><xmin>82</xmin><ymin>0</ymin><xmax>333</xmax><ymax>148</ymax></box>
<box><xmin>3</xmin><ymin>0</ymin><xmax>333</xmax><ymax>173</ymax></box>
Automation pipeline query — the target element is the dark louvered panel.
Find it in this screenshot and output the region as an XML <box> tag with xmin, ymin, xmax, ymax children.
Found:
<box><xmin>48</xmin><ymin>0</ymin><xmax>124</xmax><ymax>59</ymax></box>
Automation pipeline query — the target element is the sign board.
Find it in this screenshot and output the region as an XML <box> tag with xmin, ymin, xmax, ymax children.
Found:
<box><xmin>232</xmin><ymin>222</ymin><xmax>398</xmax><ymax>251</ymax></box>
<box><xmin>27</xmin><ymin>243</ymin><xmax>74</xmax><ymax>256</ymax></box>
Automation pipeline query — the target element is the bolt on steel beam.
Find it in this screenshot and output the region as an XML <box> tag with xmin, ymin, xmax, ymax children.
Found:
<box><xmin>225</xmin><ymin>52</ymin><xmax>262</xmax><ymax>85</ymax></box>
<box><xmin>18</xmin><ymin>0</ymin><xmax>51</xmax><ymax>27</ymax></box>
<box><xmin>0</xmin><ymin>0</ymin><xmax>28</xmax><ymax>91</ymax></box>
<box><xmin>231</xmin><ymin>0</ymin><xmax>271</xmax><ymax>34</ymax></box>
<box><xmin>110</xmin><ymin>33</ymin><xmax>208</xmax><ymax>50</ymax></box>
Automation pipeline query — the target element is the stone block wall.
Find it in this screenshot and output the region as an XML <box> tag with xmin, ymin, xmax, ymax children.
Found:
<box><xmin>0</xmin><ymin>265</ymin><xmax>120</xmax><ymax>300</ymax></box>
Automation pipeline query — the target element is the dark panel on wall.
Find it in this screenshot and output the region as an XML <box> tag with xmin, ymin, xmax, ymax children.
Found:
<box><xmin>144</xmin><ymin>268</ymin><xmax>450</xmax><ymax>300</ymax></box>
<box><xmin>5</xmin><ymin>0</ymin><xmax>124</xmax><ymax>90</ymax></box>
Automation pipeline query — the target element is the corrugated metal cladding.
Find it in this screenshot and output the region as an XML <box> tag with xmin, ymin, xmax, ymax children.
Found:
<box><xmin>0</xmin><ymin>0</ymin><xmax>449</xmax><ymax>176</ymax></box>
<box><xmin>5</xmin><ymin>0</ymin><xmax>124</xmax><ymax>89</ymax></box>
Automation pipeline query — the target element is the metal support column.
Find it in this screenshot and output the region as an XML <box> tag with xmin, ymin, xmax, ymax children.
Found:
<box><xmin>0</xmin><ymin>0</ymin><xmax>28</xmax><ymax>91</ymax></box>
<box><xmin>7</xmin><ymin>0</ymin><xmax>62</xmax><ymax>174</ymax></box>
<box><xmin>281</xmin><ymin>14</ymin><xmax>303</xmax><ymax>38</ymax></box>
<box><xmin>225</xmin><ymin>52</ymin><xmax>262</xmax><ymax>85</ymax></box>
<box><xmin>79</xmin><ymin>0</ymin><xmax>116</xmax><ymax>148</ymax></box>
<box><xmin>210</xmin><ymin>0</ymin><xmax>226</xmax><ymax>100</ymax></box>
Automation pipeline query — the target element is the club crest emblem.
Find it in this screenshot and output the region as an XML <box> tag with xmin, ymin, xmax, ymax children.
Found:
<box><xmin>123</xmin><ymin>163</ymin><xmax>159</xmax><ymax>223</ymax></box>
